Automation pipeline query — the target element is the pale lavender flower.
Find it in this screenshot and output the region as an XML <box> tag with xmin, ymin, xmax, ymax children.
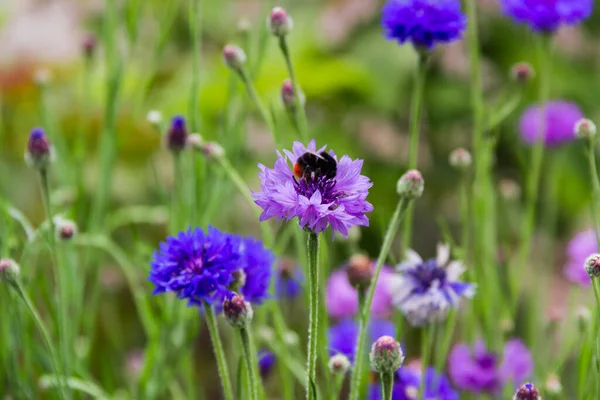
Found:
<box><xmin>519</xmin><ymin>100</ymin><xmax>584</xmax><ymax>146</ymax></box>
<box><xmin>564</xmin><ymin>229</ymin><xmax>597</xmax><ymax>286</ymax></box>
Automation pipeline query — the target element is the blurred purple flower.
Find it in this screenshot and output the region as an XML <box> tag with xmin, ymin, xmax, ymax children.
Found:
<box><xmin>564</xmin><ymin>228</ymin><xmax>596</xmax><ymax>286</ymax></box>
<box><xmin>275</xmin><ymin>258</ymin><xmax>303</xmax><ymax>299</ymax></box>
<box><xmin>500</xmin><ymin>0</ymin><xmax>593</xmax><ymax>32</ymax></box>
<box><xmin>253</xmin><ymin>139</ymin><xmax>373</xmax><ymax>238</ymax></box>
<box><xmin>328</xmin><ymin>319</ymin><xmax>395</xmax><ymax>362</ymax></box>
<box><xmin>449</xmin><ymin>339</ymin><xmax>533</xmax><ymax>394</ymax></box>
<box><xmin>519</xmin><ymin>100</ymin><xmax>584</xmax><ymax>146</ymax></box>
<box><xmin>258</xmin><ymin>350</ymin><xmax>276</xmax><ymax>379</ymax></box>
<box><xmin>389</xmin><ymin>244</ymin><xmax>475</xmax><ymax>326</ymax></box>
<box><xmin>148</xmin><ymin>226</ymin><xmax>273</xmax><ymax>307</ymax></box>
<box><xmin>381</xmin><ymin>0</ymin><xmax>467</xmax><ymax>49</ymax></box>
<box><xmin>325</xmin><ymin>262</ymin><xmax>395</xmax><ymax>319</ymax></box>
<box><xmin>368</xmin><ymin>367</ymin><xmax>459</xmax><ymax>400</ymax></box>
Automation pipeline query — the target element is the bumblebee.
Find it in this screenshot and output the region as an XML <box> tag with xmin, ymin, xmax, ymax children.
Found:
<box><xmin>293</xmin><ymin>151</ymin><xmax>337</xmax><ymax>181</ymax></box>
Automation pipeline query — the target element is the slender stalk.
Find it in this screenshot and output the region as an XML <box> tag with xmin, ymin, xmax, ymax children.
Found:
<box><xmin>587</xmin><ymin>139</ymin><xmax>600</xmax><ymax>248</ymax></box>
<box><xmin>238</xmin><ymin>68</ymin><xmax>278</xmax><ymax>145</ymax></box>
<box><xmin>380</xmin><ymin>371</ymin><xmax>394</xmax><ymax>400</ymax></box>
<box><xmin>203</xmin><ymin>302</ymin><xmax>234</xmax><ymax>400</ymax></box>
<box><xmin>278</xmin><ymin>37</ymin><xmax>308</xmax><ymax>142</ymax></box>
<box><xmin>401</xmin><ymin>54</ymin><xmax>426</xmax><ymax>254</ymax></box>
<box><xmin>459</xmin><ymin>170</ymin><xmax>470</xmax><ymax>262</ymax></box>
<box><xmin>349</xmin><ymin>198</ymin><xmax>410</xmax><ymax>400</ymax></box>
<box><xmin>418</xmin><ymin>327</ymin><xmax>430</xmax><ymax>397</ymax></box>
<box><xmin>11</xmin><ymin>281</ymin><xmax>66</xmax><ymax>399</ymax></box>
<box><xmin>188</xmin><ymin>0</ymin><xmax>201</xmax><ymax>132</ymax></box>
<box><xmin>240</xmin><ymin>328</ymin><xmax>260</xmax><ymax>400</ymax></box>
<box><xmin>306</xmin><ymin>232</ymin><xmax>320</xmax><ymax>400</ymax></box>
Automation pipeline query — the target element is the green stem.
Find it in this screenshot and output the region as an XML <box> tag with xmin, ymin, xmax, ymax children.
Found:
<box><xmin>12</xmin><ymin>281</ymin><xmax>67</xmax><ymax>399</ymax></box>
<box><xmin>349</xmin><ymin>198</ymin><xmax>410</xmax><ymax>400</ymax></box>
<box><xmin>418</xmin><ymin>326</ymin><xmax>432</xmax><ymax>398</ymax></box>
<box><xmin>588</xmin><ymin>140</ymin><xmax>600</xmax><ymax>248</ymax></box>
<box><xmin>331</xmin><ymin>375</ymin><xmax>344</xmax><ymax>400</ymax></box>
<box><xmin>238</xmin><ymin>68</ymin><xmax>278</xmax><ymax>145</ymax></box>
<box><xmin>240</xmin><ymin>328</ymin><xmax>261</xmax><ymax>400</ymax></box>
<box><xmin>306</xmin><ymin>232</ymin><xmax>320</xmax><ymax>400</ymax></box>
<box><xmin>380</xmin><ymin>371</ymin><xmax>394</xmax><ymax>400</ymax></box>
<box><xmin>203</xmin><ymin>302</ymin><xmax>234</xmax><ymax>400</ymax></box>
<box><xmin>459</xmin><ymin>171</ymin><xmax>470</xmax><ymax>262</ymax></box>
<box><xmin>188</xmin><ymin>0</ymin><xmax>201</xmax><ymax>132</ymax></box>
<box><xmin>278</xmin><ymin>37</ymin><xmax>308</xmax><ymax>142</ymax></box>
<box><xmin>401</xmin><ymin>54</ymin><xmax>426</xmax><ymax>254</ymax></box>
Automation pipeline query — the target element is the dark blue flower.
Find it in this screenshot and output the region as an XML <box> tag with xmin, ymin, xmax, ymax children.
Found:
<box><xmin>167</xmin><ymin>115</ymin><xmax>188</xmax><ymax>152</ymax></box>
<box><xmin>148</xmin><ymin>226</ymin><xmax>273</xmax><ymax>307</ymax></box>
<box><xmin>500</xmin><ymin>0</ymin><xmax>593</xmax><ymax>33</ymax></box>
<box><xmin>381</xmin><ymin>0</ymin><xmax>467</xmax><ymax>49</ymax></box>
<box><xmin>275</xmin><ymin>259</ymin><xmax>303</xmax><ymax>299</ymax></box>
<box><xmin>328</xmin><ymin>319</ymin><xmax>395</xmax><ymax>362</ymax></box>
<box><xmin>258</xmin><ymin>350</ymin><xmax>276</xmax><ymax>379</ymax></box>
<box><xmin>368</xmin><ymin>367</ymin><xmax>459</xmax><ymax>400</ymax></box>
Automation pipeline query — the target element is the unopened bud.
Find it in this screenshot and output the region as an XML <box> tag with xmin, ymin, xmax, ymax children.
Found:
<box><xmin>147</xmin><ymin>110</ymin><xmax>163</xmax><ymax>126</ymax></box>
<box><xmin>584</xmin><ymin>253</ymin><xmax>600</xmax><ymax>279</ymax></box>
<box><xmin>396</xmin><ymin>170</ymin><xmax>424</xmax><ymax>199</ymax></box>
<box><xmin>544</xmin><ymin>373</ymin><xmax>561</xmax><ymax>395</ymax></box>
<box><xmin>369</xmin><ymin>336</ymin><xmax>404</xmax><ymax>374</ymax></box>
<box><xmin>449</xmin><ymin>148</ymin><xmax>472</xmax><ymax>169</ymax></box>
<box><xmin>200</xmin><ymin>142</ymin><xmax>225</xmax><ymax>160</ymax></box>
<box><xmin>268</xmin><ymin>7</ymin><xmax>293</xmax><ymax>37</ymax></box>
<box><xmin>328</xmin><ymin>354</ymin><xmax>350</xmax><ymax>375</ymax></box>
<box><xmin>346</xmin><ymin>254</ymin><xmax>373</xmax><ymax>289</ymax></box>
<box><xmin>82</xmin><ymin>34</ymin><xmax>97</xmax><ymax>59</ymax></box>
<box><xmin>513</xmin><ymin>383</ymin><xmax>541</xmax><ymax>400</ymax></box>
<box><xmin>25</xmin><ymin>128</ymin><xmax>55</xmax><ymax>170</ymax></box>
<box><xmin>575</xmin><ymin>118</ymin><xmax>596</xmax><ymax>139</ymax></box>
<box><xmin>223</xmin><ymin>295</ymin><xmax>253</xmax><ymax>328</ymax></box>
<box><xmin>166</xmin><ymin>116</ymin><xmax>188</xmax><ymax>153</ymax></box>
<box><xmin>0</xmin><ymin>259</ymin><xmax>20</xmax><ymax>285</ymax></box>
<box><xmin>281</xmin><ymin>79</ymin><xmax>305</xmax><ymax>112</ymax></box>
<box><xmin>229</xmin><ymin>269</ymin><xmax>247</xmax><ymax>291</ymax></box>
<box><xmin>55</xmin><ymin>217</ymin><xmax>77</xmax><ymax>241</ymax></box>
<box><xmin>222</xmin><ymin>45</ymin><xmax>247</xmax><ymax>71</ymax></box>
<box><xmin>511</xmin><ymin>62</ymin><xmax>535</xmax><ymax>84</ymax></box>
<box><xmin>186</xmin><ymin>133</ymin><xmax>204</xmax><ymax>150</ymax></box>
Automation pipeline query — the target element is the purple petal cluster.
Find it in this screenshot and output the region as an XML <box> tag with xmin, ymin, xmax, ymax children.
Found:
<box><xmin>275</xmin><ymin>258</ymin><xmax>304</xmax><ymax>299</ymax></box>
<box><xmin>381</xmin><ymin>0</ymin><xmax>467</xmax><ymax>49</ymax></box>
<box><xmin>368</xmin><ymin>367</ymin><xmax>459</xmax><ymax>400</ymax></box>
<box><xmin>148</xmin><ymin>226</ymin><xmax>273</xmax><ymax>307</ymax></box>
<box><xmin>500</xmin><ymin>0</ymin><xmax>593</xmax><ymax>33</ymax></box>
<box><xmin>564</xmin><ymin>228</ymin><xmax>596</xmax><ymax>286</ymax></box>
<box><xmin>389</xmin><ymin>245</ymin><xmax>475</xmax><ymax>326</ymax></box>
<box><xmin>258</xmin><ymin>350</ymin><xmax>276</xmax><ymax>378</ymax></box>
<box><xmin>253</xmin><ymin>140</ymin><xmax>373</xmax><ymax>238</ymax></box>
<box><xmin>326</xmin><ymin>263</ymin><xmax>395</xmax><ymax>319</ymax></box>
<box><xmin>328</xmin><ymin>319</ymin><xmax>395</xmax><ymax>362</ymax></box>
<box><xmin>518</xmin><ymin>100</ymin><xmax>584</xmax><ymax>146</ymax></box>
<box><xmin>449</xmin><ymin>339</ymin><xmax>533</xmax><ymax>394</ymax></box>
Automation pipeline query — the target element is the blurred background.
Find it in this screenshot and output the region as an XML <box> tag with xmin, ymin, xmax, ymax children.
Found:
<box><xmin>2</xmin><ymin>0</ymin><xmax>600</xmax><ymax>398</ymax></box>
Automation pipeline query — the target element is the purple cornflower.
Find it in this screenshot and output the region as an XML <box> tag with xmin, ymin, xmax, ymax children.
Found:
<box><xmin>564</xmin><ymin>228</ymin><xmax>596</xmax><ymax>286</ymax></box>
<box><xmin>328</xmin><ymin>319</ymin><xmax>395</xmax><ymax>362</ymax></box>
<box><xmin>253</xmin><ymin>139</ymin><xmax>373</xmax><ymax>238</ymax></box>
<box><xmin>166</xmin><ymin>115</ymin><xmax>188</xmax><ymax>152</ymax></box>
<box><xmin>519</xmin><ymin>100</ymin><xmax>584</xmax><ymax>146</ymax></box>
<box><xmin>25</xmin><ymin>127</ymin><xmax>54</xmax><ymax>169</ymax></box>
<box><xmin>368</xmin><ymin>367</ymin><xmax>459</xmax><ymax>400</ymax></box>
<box><xmin>449</xmin><ymin>339</ymin><xmax>533</xmax><ymax>394</ymax></box>
<box><xmin>326</xmin><ymin>263</ymin><xmax>395</xmax><ymax>319</ymax></box>
<box><xmin>258</xmin><ymin>350</ymin><xmax>276</xmax><ymax>379</ymax></box>
<box><xmin>148</xmin><ymin>226</ymin><xmax>273</xmax><ymax>307</ymax></box>
<box><xmin>500</xmin><ymin>0</ymin><xmax>593</xmax><ymax>33</ymax></box>
<box><xmin>389</xmin><ymin>244</ymin><xmax>475</xmax><ymax>326</ymax></box>
<box><xmin>275</xmin><ymin>258</ymin><xmax>303</xmax><ymax>299</ymax></box>
<box><xmin>381</xmin><ymin>0</ymin><xmax>467</xmax><ymax>50</ymax></box>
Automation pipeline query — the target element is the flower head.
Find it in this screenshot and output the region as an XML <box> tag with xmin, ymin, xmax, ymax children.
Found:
<box><xmin>275</xmin><ymin>258</ymin><xmax>303</xmax><ymax>299</ymax></box>
<box><xmin>511</xmin><ymin>62</ymin><xmax>535</xmax><ymax>84</ymax></box>
<box><xmin>370</xmin><ymin>336</ymin><xmax>404</xmax><ymax>374</ymax></box>
<box><xmin>223</xmin><ymin>45</ymin><xmax>247</xmax><ymax>71</ymax></box>
<box><xmin>268</xmin><ymin>7</ymin><xmax>293</xmax><ymax>37</ymax></box>
<box><xmin>397</xmin><ymin>169</ymin><xmax>424</xmax><ymax>199</ymax></box>
<box><xmin>281</xmin><ymin>79</ymin><xmax>305</xmax><ymax>113</ymax></box>
<box><xmin>575</xmin><ymin>118</ymin><xmax>596</xmax><ymax>139</ymax></box>
<box><xmin>346</xmin><ymin>253</ymin><xmax>374</xmax><ymax>289</ymax></box>
<box><xmin>166</xmin><ymin>116</ymin><xmax>188</xmax><ymax>153</ymax></box>
<box><xmin>500</xmin><ymin>0</ymin><xmax>593</xmax><ymax>33</ymax></box>
<box><xmin>449</xmin><ymin>339</ymin><xmax>533</xmax><ymax>394</ymax></box>
<box><xmin>25</xmin><ymin>127</ymin><xmax>54</xmax><ymax>170</ymax></box>
<box><xmin>381</xmin><ymin>0</ymin><xmax>467</xmax><ymax>50</ymax></box>
<box><xmin>0</xmin><ymin>259</ymin><xmax>20</xmax><ymax>285</ymax></box>
<box><xmin>148</xmin><ymin>226</ymin><xmax>273</xmax><ymax>307</ymax></box>
<box><xmin>564</xmin><ymin>229</ymin><xmax>597</xmax><ymax>286</ymax></box>
<box><xmin>328</xmin><ymin>319</ymin><xmax>395</xmax><ymax>362</ymax></box>
<box><xmin>54</xmin><ymin>217</ymin><xmax>77</xmax><ymax>241</ymax></box>
<box><xmin>258</xmin><ymin>350</ymin><xmax>276</xmax><ymax>379</ymax></box>
<box><xmin>519</xmin><ymin>101</ymin><xmax>584</xmax><ymax>146</ymax></box>
<box><xmin>328</xmin><ymin>354</ymin><xmax>351</xmax><ymax>375</ymax></box>
<box><xmin>326</xmin><ymin>262</ymin><xmax>395</xmax><ymax>319</ymax></box>
<box><xmin>368</xmin><ymin>367</ymin><xmax>459</xmax><ymax>400</ymax></box>
<box><xmin>389</xmin><ymin>244</ymin><xmax>475</xmax><ymax>326</ymax></box>
<box><xmin>513</xmin><ymin>382</ymin><xmax>541</xmax><ymax>400</ymax></box>
<box><xmin>223</xmin><ymin>294</ymin><xmax>253</xmax><ymax>328</ymax></box>
<box><xmin>584</xmin><ymin>254</ymin><xmax>600</xmax><ymax>279</ymax></box>
<box><xmin>253</xmin><ymin>139</ymin><xmax>373</xmax><ymax>238</ymax></box>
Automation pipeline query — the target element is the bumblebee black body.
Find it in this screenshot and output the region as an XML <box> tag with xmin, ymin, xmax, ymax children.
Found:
<box><xmin>293</xmin><ymin>151</ymin><xmax>337</xmax><ymax>181</ymax></box>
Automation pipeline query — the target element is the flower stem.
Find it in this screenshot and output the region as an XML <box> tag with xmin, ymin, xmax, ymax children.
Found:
<box><xmin>278</xmin><ymin>36</ymin><xmax>308</xmax><ymax>142</ymax></box>
<box><xmin>380</xmin><ymin>371</ymin><xmax>394</xmax><ymax>400</ymax></box>
<box><xmin>238</xmin><ymin>68</ymin><xmax>278</xmax><ymax>146</ymax></box>
<box><xmin>203</xmin><ymin>301</ymin><xmax>234</xmax><ymax>400</ymax></box>
<box><xmin>587</xmin><ymin>139</ymin><xmax>600</xmax><ymax>248</ymax></box>
<box><xmin>401</xmin><ymin>53</ymin><xmax>426</xmax><ymax>254</ymax></box>
<box><xmin>240</xmin><ymin>328</ymin><xmax>261</xmax><ymax>400</ymax></box>
<box><xmin>349</xmin><ymin>198</ymin><xmax>410</xmax><ymax>400</ymax></box>
<box><xmin>306</xmin><ymin>232</ymin><xmax>320</xmax><ymax>400</ymax></box>
<box><xmin>11</xmin><ymin>280</ymin><xmax>67</xmax><ymax>399</ymax></box>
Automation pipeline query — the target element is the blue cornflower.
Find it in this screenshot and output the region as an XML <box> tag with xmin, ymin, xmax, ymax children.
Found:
<box><xmin>328</xmin><ymin>319</ymin><xmax>395</xmax><ymax>362</ymax></box>
<box><xmin>148</xmin><ymin>226</ymin><xmax>273</xmax><ymax>307</ymax></box>
<box><xmin>381</xmin><ymin>0</ymin><xmax>467</xmax><ymax>50</ymax></box>
<box><xmin>258</xmin><ymin>350</ymin><xmax>276</xmax><ymax>379</ymax></box>
<box><xmin>389</xmin><ymin>244</ymin><xmax>475</xmax><ymax>326</ymax></box>
<box><xmin>368</xmin><ymin>367</ymin><xmax>459</xmax><ymax>400</ymax></box>
<box><xmin>275</xmin><ymin>258</ymin><xmax>303</xmax><ymax>299</ymax></box>
<box><xmin>500</xmin><ymin>0</ymin><xmax>593</xmax><ymax>33</ymax></box>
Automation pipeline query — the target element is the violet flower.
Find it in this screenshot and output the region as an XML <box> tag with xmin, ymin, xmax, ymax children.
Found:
<box><xmin>368</xmin><ymin>367</ymin><xmax>459</xmax><ymax>400</ymax></box>
<box><xmin>275</xmin><ymin>258</ymin><xmax>304</xmax><ymax>299</ymax></box>
<box><xmin>328</xmin><ymin>318</ymin><xmax>395</xmax><ymax>362</ymax></box>
<box><xmin>500</xmin><ymin>0</ymin><xmax>593</xmax><ymax>33</ymax></box>
<box><xmin>564</xmin><ymin>228</ymin><xmax>597</xmax><ymax>286</ymax></box>
<box><xmin>518</xmin><ymin>100</ymin><xmax>584</xmax><ymax>146</ymax></box>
